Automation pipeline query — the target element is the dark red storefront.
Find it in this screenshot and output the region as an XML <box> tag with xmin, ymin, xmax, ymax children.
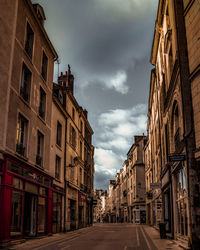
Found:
<box><xmin>0</xmin><ymin>155</ymin><xmax>54</xmax><ymax>243</ymax></box>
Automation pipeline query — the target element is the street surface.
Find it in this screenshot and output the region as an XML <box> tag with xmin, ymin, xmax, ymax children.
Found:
<box><xmin>11</xmin><ymin>224</ymin><xmax>182</xmax><ymax>250</ymax></box>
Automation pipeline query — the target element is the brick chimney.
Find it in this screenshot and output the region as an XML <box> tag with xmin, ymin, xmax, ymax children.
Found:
<box><xmin>57</xmin><ymin>64</ymin><xmax>74</xmax><ymax>94</ymax></box>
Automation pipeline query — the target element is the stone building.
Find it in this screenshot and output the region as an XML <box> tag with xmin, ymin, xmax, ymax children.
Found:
<box><xmin>144</xmin><ymin>69</ymin><xmax>162</xmax><ymax>228</ymax></box>
<box><xmin>104</xmin><ymin>136</ymin><xmax>147</xmax><ymax>224</ymax></box>
<box><xmin>0</xmin><ymin>0</ymin><xmax>57</xmax><ymax>243</ymax></box>
<box><xmin>55</xmin><ymin>67</ymin><xmax>94</xmax><ymax>231</ymax></box>
<box><xmin>146</xmin><ymin>0</ymin><xmax>200</xmax><ymax>247</ymax></box>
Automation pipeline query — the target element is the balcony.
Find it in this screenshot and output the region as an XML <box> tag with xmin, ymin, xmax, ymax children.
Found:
<box><xmin>36</xmin><ymin>154</ymin><xmax>42</xmax><ymax>166</ymax></box>
<box><xmin>16</xmin><ymin>143</ymin><xmax>25</xmax><ymax>156</ymax></box>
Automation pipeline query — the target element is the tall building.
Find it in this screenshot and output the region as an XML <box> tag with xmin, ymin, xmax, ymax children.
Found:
<box><xmin>0</xmin><ymin>0</ymin><xmax>57</xmax><ymax>243</ymax></box>
<box><xmin>146</xmin><ymin>0</ymin><xmax>200</xmax><ymax>248</ymax></box>
<box><xmin>56</xmin><ymin>67</ymin><xmax>94</xmax><ymax>231</ymax></box>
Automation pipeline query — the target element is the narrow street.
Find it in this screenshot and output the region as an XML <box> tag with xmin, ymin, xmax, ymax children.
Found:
<box><xmin>11</xmin><ymin>224</ymin><xmax>182</xmax><ymax>250</ymax></box>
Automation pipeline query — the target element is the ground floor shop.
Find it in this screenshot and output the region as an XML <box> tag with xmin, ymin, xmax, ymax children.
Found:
<box><xmin>132</xmin><ymin>203</ymin><xmax>146</xmax><ymax>224</ymax></box>
<box><xmin>0</xmin><ymin>155</ymin><xmax>64</xmax><ymax>244</ymax></box>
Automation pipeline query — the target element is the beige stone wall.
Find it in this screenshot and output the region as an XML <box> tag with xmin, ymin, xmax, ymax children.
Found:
<box><xmin>1</xmin><ymin>0</ymin><xmax>56</xmax><ymax>173</ymax></box>
<box><xmin>50</xmin><ymin>101</ymin><xmax>66</xmax><ymax>187</ymax></box>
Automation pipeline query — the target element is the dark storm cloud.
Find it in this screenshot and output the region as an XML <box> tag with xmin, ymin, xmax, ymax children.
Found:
<box><xmin>32</xmin><ymin>0</ymin><xmax>158</xmax><ymax>189</ymax></box>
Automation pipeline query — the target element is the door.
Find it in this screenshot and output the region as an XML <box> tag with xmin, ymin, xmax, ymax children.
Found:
<box><xmin>24</xmin><ymin>193</ymin><xmax>37</xmax><ymax>236</ymax></box>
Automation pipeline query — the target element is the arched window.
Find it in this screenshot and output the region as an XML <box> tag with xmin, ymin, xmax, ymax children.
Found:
<box><xmin>172</xmin><ymin>102</ymin><xmax>180</xmax><ymax>150</ymax></box>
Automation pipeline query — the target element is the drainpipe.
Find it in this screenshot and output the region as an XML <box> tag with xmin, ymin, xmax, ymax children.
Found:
<box><xmin>64</xmin><ymin>107</ymin><xmax>68</xmax><ymax>232</ymax></box>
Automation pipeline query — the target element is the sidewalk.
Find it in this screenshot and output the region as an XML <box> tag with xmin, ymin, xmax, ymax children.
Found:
<box><xmin>143</xmin><ymin>225</ymin><xmax>188</xmax><ymax>250</ymax></box>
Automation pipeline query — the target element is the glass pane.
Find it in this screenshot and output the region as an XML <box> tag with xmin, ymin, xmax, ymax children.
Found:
<box><xmin>13</xmin><ymin>177</ymin><xmax>23</xmax><ymax>190</ymax></box>
<box><xmin>11</xmin><ymin>191</ymin><xmax>23</xmax><ymax>237</ymax></box>
<box><xmin>38</xmin><ymin>197</ymin><xmax>46</xmax><ymax>233</ymax></box>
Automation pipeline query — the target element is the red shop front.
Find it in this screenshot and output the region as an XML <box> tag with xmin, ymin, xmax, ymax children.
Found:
<box><xmin>0</xmin><ymin>155</ymin><xmax>53</xmax><ymax>243</ymax></box>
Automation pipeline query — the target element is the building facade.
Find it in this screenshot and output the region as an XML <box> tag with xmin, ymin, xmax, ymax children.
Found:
<box><xmin>0</xmin><ymin>0</ymin><xmax>94</xmax><ymax>244</ymax></box>
<box><xmin>0</xmin><ymin>0</ymin><xmax>57</xmax><ymax>243</ymax></box>
<box><xmin>145</xmin><ymin>0</ymin><xmax>200</xmax><ymax>247</ymax></box>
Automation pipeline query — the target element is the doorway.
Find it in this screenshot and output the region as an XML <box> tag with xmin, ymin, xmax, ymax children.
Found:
<box><xmin>24</xmin><ymin>193</ymin><xmax>37</xmax><ymax>237</ymax></box>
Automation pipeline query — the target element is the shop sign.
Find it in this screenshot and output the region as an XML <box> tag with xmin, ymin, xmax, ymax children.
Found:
<box><xmin>161</xmin><ymin>170</ymin><xmax>169</xmax><ymax>188</ymax></box>
<box><xmin>7</xmin><ymin>161</ymin><xmax>52</xmax><ymax>187</ymax></box>
<box><xmin>168</xmin><ymin>154</ymin><xmax>185</xmax><ymax>162</ymax></box>
<box><xmin>79</xmin><ymin>192</ymin><xmax>86</xmax><ymax>202</ymax></box>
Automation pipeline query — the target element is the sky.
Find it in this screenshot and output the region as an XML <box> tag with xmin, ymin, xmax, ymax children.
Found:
<box><xmin>32</xmin><ymin>0</ymin><xmax>158</xmax><ymax>190</ymax></box>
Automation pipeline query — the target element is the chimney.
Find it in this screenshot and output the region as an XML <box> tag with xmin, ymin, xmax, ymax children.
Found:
<box><xmin>57</xmin><ymin>65</ymin><xmax>74</xmax><ymax>94</ymax></box>
<box><xmin>83</xmin><ymin>109</ymin><xmax>88</xmax><ymax>119</ymax></box>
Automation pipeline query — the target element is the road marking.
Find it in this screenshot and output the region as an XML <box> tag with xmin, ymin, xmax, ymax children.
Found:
<box><xmin>136</xmin><ymin>226</ymin><xmax>139</xmax><ymax>246</ymax></box>
<box><xmin>140</xmin><ymin>227</ymin><xmax>151</xmax><ymax>250</ymax></box>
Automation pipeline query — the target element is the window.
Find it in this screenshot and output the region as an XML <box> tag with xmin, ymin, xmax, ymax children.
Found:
<box><xmin>55</xmin><ymin>155</ymin><xmax>61</xmax><ymax>180</ymax></box>
<box><xmin>38</xmin><ymin>87</ymin><xmax>46</xmax><ymax>119</ymax></box>
<box><xmin>80</xmin><ymin>141</ymin><xmax>82</xmax><ymax>159</ymax></box>
<box><xmin>20</xmin><ymin>64</ymin><xmax>31</xmax><ymax>102</ymax></box>
<box><xmin>80</xmin><ymin>121</ymin><xmax>83</xmax><ymax>134</ymax></box>
<box><xmin>10</xmin><ymin>191</ymin><xmax>23</xmax><ymax>237</ymax></box>
<box><xmin>70</xmin><ymin>125</ymin><xmax>76</xmax><ymax>149</ymax></box>
<box><xmin>56</xmin><ymin>121</ymin><xmax>62</xmax><ymax>147</ymax></box>
<box><xmin>16</xmin><ymin>114</ymin><xmax>28</xmax><ymax>156</ymax></box>
<box><xmin>41</xmin><ymin>51</ymin><xmax>48</xmax><ymax>81</ymax></box>
<box><xmin>36</xmin><ymin>131</ymin><xmax>44</xmax><ymax>166</ymax></box>
<box><xmin>25</xmin><ymin>22</ymin><xmax>34</xmax><ymax>58</ymax></box>
<box><xmin>72</xmin><ymin>108</ymin><xmax>75</xmax><ymax>120</ymax></box>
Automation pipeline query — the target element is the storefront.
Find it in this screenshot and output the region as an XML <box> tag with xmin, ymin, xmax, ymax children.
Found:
<box><xmin>52</xmin><ymin>185</ymin><xmax>64</xmax><ymax>234</ymax></box>
<box><xmin>172</xmin><ymin>162</ymin><xmax>189</xmax><ymax>238</ymax></box>
<box><xmin>0</xmin><ymin>156</ymin><xmax>53</xmax><ymax>243</ymax></box>
<box><xmin>78</xmin><ymin>191</ymin><xmax>86</xmax><ymax>228</ymax></box>
<box><xmin>161</xmin><ymin>166</ymin><xmax>174</xmax><ymax>237</ymax></box>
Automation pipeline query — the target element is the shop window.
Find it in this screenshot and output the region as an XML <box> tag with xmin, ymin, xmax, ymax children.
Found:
<box><xmin>13</xmin><ymin>177</ymin><xmax>23</xmax><ymax>190</ymax></box>
<box><xmin>36</xmin><ymin>131</ymin><xmax>44</xmax><ymax>167</ymax></box>
<box><xmin>41</xmin><ymin>51</ymin><xmax>48</xmax><ymax>81</ymax></box>
<box><xmin>20</xmin><ymin>63</ymin><xmax>31</xmax><ymax>102</ymax></box>
<box><xmin>39</xmin><ymin>187</ymin><xmax>47</xmax><ymax>196</ymax></box>
<box><xmin>25</xmin><ymin>22</ymin><xmax>34</xmax><ymax>59</ymax></box>
<box><xmin>16</xmin><ymin>114</ymin><xmax>28</xmax><ymax>157</ymax></box>
<box><xmin>38</xmin><ymin>197</ymin><xmax>46</xmax><ymax>233</ymax></box>
<box><xmin>176</xmin><ymin>167</ymin><xmax>188</xmax><ymax>236</ymax></box>
<box><xmin>56</xmin><ymin>121</ymin><xmax>62</xmax><ymax>147</ymax></box>
<box><xmin>55</xmin><ymin>155</ymin><xmax>61</xmax><ymax>180</ymax></box>
<box><xmin>38</xmin><ymin>87</ymin><xmax>46</xmax><ymax>120</ymax></box>
<box><xmin>10</xmin><ymin>191</ymin><xmax>23</xmax><ymax>238</ymax></box>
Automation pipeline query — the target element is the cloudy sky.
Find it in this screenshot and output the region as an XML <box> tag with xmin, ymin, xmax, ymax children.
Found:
<box><xmin>32</xmin><ymin>0</ymin><xmax>158</xmax><ymax>189</ymax></box>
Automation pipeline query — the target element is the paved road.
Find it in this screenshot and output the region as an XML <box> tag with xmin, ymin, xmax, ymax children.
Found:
<box><xmin>11</xmin><ymin>224</ymin><xmax>181</xmax><ymax>250</ymax></box>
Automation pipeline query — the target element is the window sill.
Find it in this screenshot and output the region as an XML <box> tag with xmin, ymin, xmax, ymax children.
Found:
<box><xmin>37</xmin><ymin>114</ymin><xmax>46</xmax><ymax>125</ymax></box>
<box><xmin>24</xmin><ymin>49</ymin><xmax>33</xmax><ymax>64</ymax></box>
<box><xmin>15</xmin><ymin>152</ymin><xmax>28</xmax><ymax>161</ymax></box>
<box><xmin>40</xmin><ymin>74</ymin><xmax>47</xmax><ymax>85</ymax></box>
<box><xmin>35</xmin><ymin>163</ymin><xmax>44</xmax><ymax>170</ymax></box>
<box><xmin>55</xmin><ymin>143</ymin><xmax>62</xmax><ymax>151</ymax></box>
<box><xmin>19</xmin><ymin>95</ymin><xmax>31</xmax><ymax>109</ymax></box>
<box><xmin>55</xmin><ymin>178</ymin><xmax>61</xmax><ymax>183</ymax></box>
